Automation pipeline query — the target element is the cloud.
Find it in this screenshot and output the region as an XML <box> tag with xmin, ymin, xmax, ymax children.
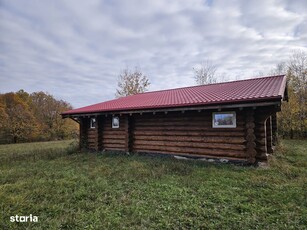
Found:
<box><xmin>0</xmin><ymin>0</ymin><xmax>306</xmax><ymax>108</ymax></box>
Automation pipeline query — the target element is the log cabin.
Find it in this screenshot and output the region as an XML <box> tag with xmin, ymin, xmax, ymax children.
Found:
<box><xmin>62</xmin><ymin>75</ymin><xmax>288</xmax><ymax>163</ymax></box>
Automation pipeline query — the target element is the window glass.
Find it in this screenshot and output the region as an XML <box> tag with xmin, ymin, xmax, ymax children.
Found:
<box><xmin>212</xmin><ymin>112</ymin><xmax>236</xmax><ymax>128</ymax></box>
<box><xmin>112</xmin><ymin>117</ymin><xmax>119</xmax><ymax>128</ymax></box>
<box><xmin>90</xmin><ymin>118</ymin><xmax>96</xmax><ymax>129</ymax></box>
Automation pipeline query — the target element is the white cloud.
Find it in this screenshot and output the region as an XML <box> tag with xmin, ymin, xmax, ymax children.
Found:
<box><xmin>0</xmin><ymin>0</ymin><xmax>306</xmax><ymax>108</ymax></box>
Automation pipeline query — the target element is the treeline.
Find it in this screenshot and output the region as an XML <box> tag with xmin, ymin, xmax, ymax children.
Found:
<box><xmin>0</xmin><ymin>90</ymin><xmax>78</xmax><ymax>144</ymax></box>
<box><xmin>273</xmin><ymin>50</ymin><xmax>307</xmax><ymax>139</ymax></box>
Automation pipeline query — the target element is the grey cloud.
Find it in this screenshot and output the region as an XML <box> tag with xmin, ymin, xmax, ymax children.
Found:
<box><xmin>0</xmin><ymin>0</ymin><xmax>306</xmax><ymax>108</ymax></box>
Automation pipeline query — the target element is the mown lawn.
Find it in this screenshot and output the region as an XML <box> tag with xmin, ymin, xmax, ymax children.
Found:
<box><xmin>0</xmin><ymin>140</ymin><xmax>306</xmax><ymax>229</ymax></box>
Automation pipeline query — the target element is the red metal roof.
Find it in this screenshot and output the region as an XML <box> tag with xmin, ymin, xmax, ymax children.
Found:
<box><xmin>62</xmin><ymin>75</ymin><xmax>287</xmax><ymax>115</ymax></box>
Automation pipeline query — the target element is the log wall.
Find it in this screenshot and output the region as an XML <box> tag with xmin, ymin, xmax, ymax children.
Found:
<box><xmin>101</xmin><ymin>116</ymin><xmax>126</xmax><ymax>151</ymax></box>
<box><xmin>78</xmin><ymin>105</ymin><xmax>280</xmax><ymax>162</ymax></box>
<box><xmin>132</xmin><ymin>110</ymin><xmax>247</xmax><ymax>160</ymax></box>
<box><xmin>80</xmin><ymin>117</ymin><xmax>89</xmax><ymax>150</ymax></box>
<box><xmin>244</xmin><ymin>109</ymin><xmax>256</xmax><ymax>163</ymax></box>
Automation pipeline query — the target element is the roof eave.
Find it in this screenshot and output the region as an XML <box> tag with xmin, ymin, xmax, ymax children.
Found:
<box><xmin>62</xmin><ymin>97</ymin><xmax>282</xmax><ymax>118</ymax></box>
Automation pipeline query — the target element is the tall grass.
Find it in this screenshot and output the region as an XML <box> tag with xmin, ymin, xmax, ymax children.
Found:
<box><xmin>0</xmin><ymin>139</ymin><xmax>306</xmax><ymax>229</ymax></box>
<box><xmin>0</xmin><ymin>140</ymin><xmax>78</xmax><ymax>163</ymax></box>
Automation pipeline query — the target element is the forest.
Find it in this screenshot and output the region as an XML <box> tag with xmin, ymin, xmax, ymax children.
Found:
<box><xmin>0</xmin><ymin>90</ymin><xmax>78</xmax><ymax>144</ymax></box>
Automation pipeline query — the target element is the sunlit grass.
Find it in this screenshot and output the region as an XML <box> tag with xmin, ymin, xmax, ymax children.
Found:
<box><xmin>0</xmin><ymin>139</ymin><xmax>306</xmax><ymax>229</ymax></box>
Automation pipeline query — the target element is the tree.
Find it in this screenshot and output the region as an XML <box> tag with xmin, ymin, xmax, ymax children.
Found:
<box><xmin>278</xmin><ymin>87</ymin><xmax>300</xmax><ymax>138</ymax></box>
<box><xmin>0</xmin><ymin>99</ymin><xmax>8</xmax><ymax>129</ymax></box>
<box><xmin>30</xmin><ymin>92</ymin><xmax>78</xmax><ymax>140</ymax></box>
<box><xmin>0</xmin><ymin>90</ymin><xmax>78</xmax><ymax>143</ymax></box>
<box><xmin>2</xmin><ymin>93</ymin><xmax>39</xmax><ymax>143</ymax></box>
<box><xmin>275</xmin><ymin>50</ymin><xmax>307</xmax><ymax>138</ymax></box>
<box><xmin>287</xmin><ymin>50</ymin><xmax>307</xmax><ymax>138</ymax></box>
<box><xmin>270</xmin><ymin>62</ymin><xmax>287</xmax><ymax>75</ymax></box>
<box><xmin>193</xmin><ymin>60</ymin><xmax>217</xmax><ymax>85</ymax></box>
<box><xmin>115</xmin><ymin>67</ymin><xmax>150</xmax><ymax>98</ymax></box>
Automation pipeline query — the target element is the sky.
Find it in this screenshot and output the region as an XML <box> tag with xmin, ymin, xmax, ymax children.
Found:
<box><xmin>0</xmin><ymin>0</ymin><xmax>306</xmax><ymax>108</ymax></box>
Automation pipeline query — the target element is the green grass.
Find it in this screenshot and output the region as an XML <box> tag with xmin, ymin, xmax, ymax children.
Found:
<box><xmin>0</xmin><ymin>140</ymin><xmax>306</xmax><ymax>229</ymax></box>
<box><xmin>0</xmin><ymin>140</ymin><xmax>78</xmax><ymax>163</ymax></box>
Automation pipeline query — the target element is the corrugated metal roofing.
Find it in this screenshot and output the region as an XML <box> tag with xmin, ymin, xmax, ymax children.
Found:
<box><xmin>62</xmin><ymin>75</ymin><xmax>287</xmax><ymax>115</ymax></box>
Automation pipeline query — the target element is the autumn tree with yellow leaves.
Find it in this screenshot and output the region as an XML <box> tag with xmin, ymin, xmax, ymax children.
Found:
<box><xmin>0</xmin><ymin>90</ymin><xmax>78</xmax><ymax>143</ymax></box>
<box><xmin>115</xmin><ymin>67</ymin><xmax>150</xmax><ymax>98</ymax></box>
<box><xmin>274</xmin><ymin>50</ymin><xmax>307</xmax><ymax>138</ymax></box>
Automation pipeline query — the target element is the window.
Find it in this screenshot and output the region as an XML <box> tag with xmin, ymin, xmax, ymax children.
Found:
<box><xmin>112</xmin><ymin>116</ymin><xmax>119</xmax><ymax>128</ymax></box>
<box><xmin>90</xmin><ymin>118</ymin><xmax>96</xmax><ymax>129</ymax></box>
<box><xmin>212</xmin><ymin>111</ymin><xmax>236</xmax><ymax>128</ymax></box>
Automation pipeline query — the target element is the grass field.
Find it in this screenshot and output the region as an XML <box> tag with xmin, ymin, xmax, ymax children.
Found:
<box><xmin>0</xmin><ymin>139</ymin><xmax>306</xmax><ymax>229</ymax></box>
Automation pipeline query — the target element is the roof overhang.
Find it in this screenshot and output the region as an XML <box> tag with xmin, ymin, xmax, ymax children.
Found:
<box><xmin>62</xmin><ymin>100</ymin><xmax>282</xmax><ymax>119</ymax></box>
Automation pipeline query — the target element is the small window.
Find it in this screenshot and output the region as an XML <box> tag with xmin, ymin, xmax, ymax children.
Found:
<box><xmin>90</xmin><ymin>118</ymin><xmax>96</xmax><ymax>129</ymax></box>
<box><xmin>112</xmin><ymin>116</ymin><xmax>119</xmax><ymax>128</ymax></box>
<box><xmin>212</xmin><ymin>111</ymin><xmax>236</xmax><ymax>128</ymax></box>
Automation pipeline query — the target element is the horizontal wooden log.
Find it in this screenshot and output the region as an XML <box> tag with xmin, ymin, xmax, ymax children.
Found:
<box><xmin>135</xmin><ymin>135</ymin><xmax>245</xmax><ymax>144</ymax></box>
<box><xmin>88</xmin><ymin>140</ymin><xmax>97</xmax><ymax>144</ymax></box>
<box><xmin>87</xmin><ymin>129</ymin><xmax>96</xmax><ymax>133</ymax></box>
<box><xmin>103</xmin><ymin>134</ymin><xmax>126</xmax><ymax>139</ymax></box>
<box><xmin>102</xmin><ymin>139</ymin><xmax>125</xmax><ymax>144</ymax></box>
<box><xmin>134</xmin><ymin>121</ymin><xmax>245</xmax><ymax>127</ymax></box>
<box><xmin>134</xmin><ymin>140</ymin><xmax>245</xmax><ymax>151</ymax></box>
<box><xmin>135</xmin><ymin>112</ymin><xmax>244</xmax><ymax>120</ymax></box>
<box><xmin>104</xmin><ymin>143</ymin><xmax>125</xmax><ymax>148</ymax></box>
<box><xmin>135</xmin><ymin>121</ymin><xmax>212</xmax><ymax>127</ymax></box>
<box><xmin>104</xmin><ymin>147</ymin><xmax>125</xmax><ymax>151</ymax></box>
<box><xmin>135</xmin><ymin>117</ymin><xmax>212</xmax><ymax>123</ymax></box>
<box><xmin>134</xmin><ymin>130</ymin><xmax>245</xmax><ymax>137</ymax></box>
<box><xmin>87</xmin><ymin>133</ymin><xmax>96</xmax><ymax>137</ymax></box>
<box><xmin>103</xmin><ymin>127</ymin><xmax>126</xmax><ymax>132</ymax></box>
<box><xmin>134</xmin><ymin>126</ymin><xmax>245</xmax><ymax>132</ymax></box>
<box><xmin>103</xmin><ymin>131</ymin><xmax>126</xmax><ymax>136</ymax></box>
<box><xmin>134</xmin><ymin>145</ymin><xmax>246</xmax><ymax>158</ymax></box>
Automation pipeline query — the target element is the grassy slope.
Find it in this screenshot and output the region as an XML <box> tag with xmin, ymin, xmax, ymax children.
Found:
<box><xmin>0</xmin><ymin>140</ymin><xmax>306</xmax><ymax>229</ymax></box>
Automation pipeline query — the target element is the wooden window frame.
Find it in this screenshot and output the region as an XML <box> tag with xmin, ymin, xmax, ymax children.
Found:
<box><xmin>212</xmin><ymin>111</ymin><xmax>236</xmax><ymax>128</ymax></box>
<box><xmin>90</xmin><ymin>118</ymin><xmax>96</xmax><ymax>129</ymax></box>
<box><xmin>112</xmin><ymin>116</ymin><xmax>120</xmax><ymax>128</ymax></box>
